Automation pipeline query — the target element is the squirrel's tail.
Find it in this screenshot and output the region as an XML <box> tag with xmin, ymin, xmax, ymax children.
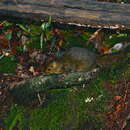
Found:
<box><xmin>96</xmin><ymin>44</ymin><xmax>130</xmax><ymax>67</ymax></box>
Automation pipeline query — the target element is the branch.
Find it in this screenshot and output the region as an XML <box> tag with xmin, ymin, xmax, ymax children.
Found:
<box><xmin>9</xmin><ymin>68</ymin><xmax>99</xmax><ymax>101</ymax></box>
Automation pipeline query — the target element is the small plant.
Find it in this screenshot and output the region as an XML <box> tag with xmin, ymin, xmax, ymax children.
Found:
<box><xmin>16</xmin><ymin>17</ymin><xmax>52</xmax><ymax>50</ymax></box>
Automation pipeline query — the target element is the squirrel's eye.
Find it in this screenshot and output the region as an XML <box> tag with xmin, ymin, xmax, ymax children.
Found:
<box><xmin>47</xmin><ymin>68</ymin><xmax>51</xmax><ymax>71</ymax></box>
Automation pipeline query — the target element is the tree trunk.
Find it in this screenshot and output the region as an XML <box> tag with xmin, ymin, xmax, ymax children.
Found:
<box><xmin>1</xmin><ymin>0</ymin><xmax>130</xmax><ymax>28</ymax></box>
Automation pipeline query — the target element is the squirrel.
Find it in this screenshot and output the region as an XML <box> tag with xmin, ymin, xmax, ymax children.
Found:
<box><xmin>44</xmin><ymin>46</ymin><xmax>130</xmax><ymax>74</ymax></box>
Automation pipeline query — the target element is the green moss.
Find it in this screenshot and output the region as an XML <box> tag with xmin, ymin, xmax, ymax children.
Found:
<box><xmin>5</xmin><ymin>104</ymin><xmax>29</xmax><ymax>130</ymax></box>
<box><xmin>0</xmin><ymin>56</ymin><xmax>16</xmax><ymax>73</ymax></box>
<box><xmin>62</xmin><ymin>31</ymin><xmax>92</xmax><ymax>49</ymax></box>
<box><xmin>5</xmin><ymin>82</ymin><xmax>108</xmax><ymax>129</ymax></box>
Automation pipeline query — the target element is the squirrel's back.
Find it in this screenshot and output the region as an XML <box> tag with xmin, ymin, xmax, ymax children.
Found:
<box><xmin>44</xmin><ymin>45</ymin><xmax>130</xmax><ymax>74</ymax></box>
<box><xmin>44</xmin><ymin>47</ymin><xmax>97</xmax><ymax>74</ymax></box>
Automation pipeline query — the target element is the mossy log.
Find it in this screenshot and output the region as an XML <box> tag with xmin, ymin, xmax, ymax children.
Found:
<box><xmin>1</xmin><ymin>0</ymin><xmax>130</xmax><ymax>28</ymax></box>
<box><xmin>9</xmin><ymin>69</ymin><xmax>99</xmax><ymax>101</ymax></box>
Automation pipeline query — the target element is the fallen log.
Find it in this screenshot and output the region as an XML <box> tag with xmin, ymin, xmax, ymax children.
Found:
<box><xmin>9</xmin><ymin>68</ymin><xmax>99</xmax><ymax>102</ymax></box>
<box><xmin>1</xmin><ymin>0</ymin><xmax>130</xmax><ymax>28</ymax></box>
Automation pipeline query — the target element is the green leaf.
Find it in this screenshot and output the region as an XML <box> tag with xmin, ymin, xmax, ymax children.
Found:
<box><xmin>16</xmin><ymin>32</ymin><xmax>22</xmax><ymax>38</ymax></box>
<box><xmin>3</xmin><ymin>21</ymin><xmax>13</xmax><ymax>27</ymax></box>
<box><xmin>29</xmin><ymin>24</ymin><xmax>41</xmax><ymax>35</ymax></box>
<box><xmin>40</xmin><ymin>32</ymin><xmax>44</xmax><ymax>49</ymax></box>
<box><xmin>41</xmin><ymin>16</ymin><xmax>52</xmax><ymax>31</ymax></box>
<box><xmin>5</xmin><ymin>31</ymin><xmax>12</xmax><ymax>40</ymax></box>
<box><xmin>17</xmin><ymin>24</ymin><xmax>31</xmax><ymax>34</ymax></box>
<box><xmin>105</xmin><ymin>33</ymin><xmax>128</xmax><ymax>47</ymax></box>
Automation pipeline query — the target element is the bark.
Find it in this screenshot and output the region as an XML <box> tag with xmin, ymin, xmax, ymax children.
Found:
<box><xmin>9</xmin><ymin>69</ymin><xmax>99</xmax><ymax>101</ymax></box>
<box><xmin>1</xmin><ymin>0</ymin><xmax>130</xmax><ymax>28</ymax></box>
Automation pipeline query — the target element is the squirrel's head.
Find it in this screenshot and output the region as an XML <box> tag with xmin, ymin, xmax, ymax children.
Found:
<box><xmin>44</xmin><ymin>60</ymin><xmax>64</xmax><ymax>74</ymax></box>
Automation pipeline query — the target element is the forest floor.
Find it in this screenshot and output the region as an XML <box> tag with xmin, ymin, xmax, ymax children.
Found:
<box><xmin>0</xmin><ymin>19</ymin><xmax>130</xmax><ymax>129</ymax></box>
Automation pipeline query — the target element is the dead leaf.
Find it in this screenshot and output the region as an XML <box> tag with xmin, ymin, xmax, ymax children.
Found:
<box><xmin>21</xmin><ymin>35</ymin><xmax>29</xmax><ymax>45</ymax></box>
<box><xmin>51</xmin><ymin>28</ymin><xmax>63</xmax><ymax>47</ymax></box>
<box><xmin>87</xmin><ymin>28</ymin><xmax>105</xmax><ymax>48</ymax></box>
<box><xmin>10</xmin><ymin>47</ymin><xmax>17</xmax><ymax>55</ymax></box>
<box><xmin>113</xmin><ymin>96</ymin><xmax>122</xmax><ymax>101</ymax></box>
<box><xmin>29</xmin><ymin>66</ymin><xmax>35</xmax><ymax>73</ymax></box>
<box><xmin>115</xmin><ymin>104</ymin><xmax>122</xmax><ymax>112</ymax></box>
<box><xmin>98</xmin><ymin>44</ymin><xmax>111</xmax><ymax>54</ymax></box>
<box><xmin>0</xmin><ymin>34</ymin><xmax>9</xmax><ymax>48</ymax></box>
<box><xmin>18</xmin><ymin>56</ymin><xmax>24</xmax><ymax>64</ymax></box>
